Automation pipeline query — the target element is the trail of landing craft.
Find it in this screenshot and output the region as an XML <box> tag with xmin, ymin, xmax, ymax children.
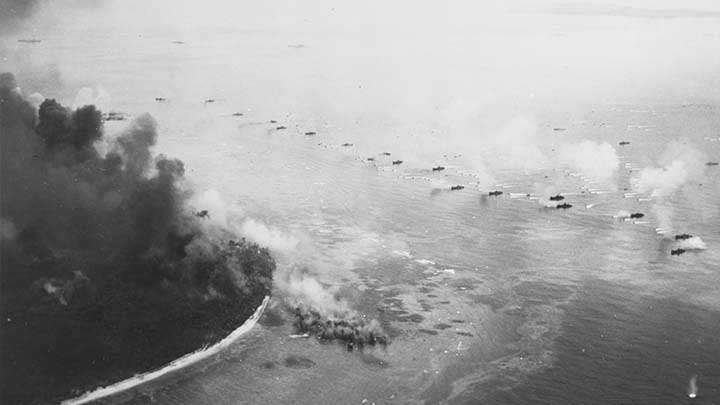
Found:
<box><xmin>63</xmin><ymin>296</ymin><xmax>270</xmax><ymax>405</ymax></box>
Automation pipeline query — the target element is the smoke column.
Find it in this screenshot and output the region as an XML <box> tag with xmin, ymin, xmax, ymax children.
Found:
<box><xmin>633</xmin><ymin>141</ymin><xmax>705</xmax><ymax>236</ymax></box>
<box><xmin>279</xmin><ymin>267</ymin><xmax>387</xmax><ymax>349</ymax></box>
<box><xmin>558</xmin><ymin>140</ymin><xmax>619</xmax><ymax>185</ymax></box>
<box><xmin>0</xmin><ymin>72</ymin><xmax>275</xmax><ymax>404</ymax></box>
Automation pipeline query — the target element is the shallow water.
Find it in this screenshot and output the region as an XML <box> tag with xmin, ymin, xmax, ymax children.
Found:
<box><xmin>2</xmin><ymin>1</ymin><xmax>720</xmax><ymax>403</ymax></box>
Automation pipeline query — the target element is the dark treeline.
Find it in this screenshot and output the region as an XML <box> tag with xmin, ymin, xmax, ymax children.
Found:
<box><xmin>0</xmin><ymin>73</ymin><xmax>275</xmax><ymax>404</ymax></box>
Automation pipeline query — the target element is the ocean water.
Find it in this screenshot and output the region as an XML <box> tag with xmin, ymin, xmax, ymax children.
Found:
<box><xmin>2</xmin><ymin>1</ymin><xmax>720</xmax><ymax>403</ymax></box>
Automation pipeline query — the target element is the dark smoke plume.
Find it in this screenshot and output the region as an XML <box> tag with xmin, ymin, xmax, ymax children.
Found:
<box><xmin>0</xmin><ymin>72</ymin><xmax>275</xmax><ymax>404</ymax></box>
<box><xmin>292</xmin><ymin>305</ymin><xmax>388</xmax><ymax>350</ymax></box>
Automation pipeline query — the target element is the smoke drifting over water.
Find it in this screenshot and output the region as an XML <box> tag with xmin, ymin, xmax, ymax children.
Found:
<box><xmin>634</xmin><ymin>141</ymin><xmax>706</xmax><ymax>236</ymax></box>
<box><xmin>676</xmin><ymin>236</ymin><xmax>707</xmax><ymax>251</ymax></box>
<box><xmin>273</xmin><ymin>266</ymin><xmax>388</xmax><ymax>349</ymax></box>
<box><xmin>558</xmin><ymin>140</ymin><xmax>619</xmax><ymax>184</ymax></box>
<box><xmin>635</xmin><ymin>142</ymin><xmax>705</xmax><ymax>198</ymax></box>
<box><xmin>0</xmin><ymin>73</ymin><xmax>274</xmax><ymax>404</ymax></box>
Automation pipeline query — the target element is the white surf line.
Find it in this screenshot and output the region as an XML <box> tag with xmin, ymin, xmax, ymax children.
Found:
<box><xmin>63</xmin><ymin>295</ymin><xmax>271</xmax><ymax>405</ymax></box>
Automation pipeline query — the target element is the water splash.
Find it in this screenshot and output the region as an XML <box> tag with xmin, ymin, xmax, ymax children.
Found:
<box><xmin>688</xmin><ymin>375</ymin><xmax>698</xmax><ymax>399</ymax></box>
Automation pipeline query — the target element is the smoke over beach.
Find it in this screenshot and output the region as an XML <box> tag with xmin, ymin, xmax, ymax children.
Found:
<box><xmin>0</xmin><ymin>72</ymin><xmax>274</xmax><ymax>403</ymax></box>
<box><xmin>279</xmin><ymin>268</ymin><xmax>388</xmax><ymax>349</ymax></box>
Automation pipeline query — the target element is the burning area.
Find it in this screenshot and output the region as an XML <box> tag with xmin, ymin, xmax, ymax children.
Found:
<box><xmin>292</xmin><ymin>305</ymin><xmax>388</xmax><ymax>350</ymax></box>
<box><xmin>0</xmin><ymin>73</ymin><xmax>275</xmax><ymax>404</ymax></box>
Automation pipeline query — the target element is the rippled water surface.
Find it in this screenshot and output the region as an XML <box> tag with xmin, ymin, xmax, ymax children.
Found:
<box><xmin>3</xmin><ymin>1</ymin><xmax>720</xmax><ymax>403</ymax></box>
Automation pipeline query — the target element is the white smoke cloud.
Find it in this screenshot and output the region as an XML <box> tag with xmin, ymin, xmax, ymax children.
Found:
<box><xmin>187</xmin><ymin>189</ymin><xmax>229</xmax><ymax>227</ymax></box>
<box><xmin>488</xmin><ymin>117</ymin><xmax>547</xmax><ymax>172</ymax></box>
<box><xmin>73</xmin><ymin>86</ymin><xmax>111</xmax><ymax>111</ymax></box>
<box><xmin>27</xmin><ymin>92</ymin><xmax>45</xmax><ymax>108</ymax></box>
<box><xmin>636</xmin><ymin>160</ymin><xmax>692</xmax><ymax>198</ymax></box>
<box><xmin>676</xmin><ymin>236</ymin><xmax>707</xmax><ymax>251</ymax></box>
<box><xmin>0</xmin><ymin>217</ymin><xmax>17</xmax><ymax>241</ymax></box>
<box><xmin>240</xmin><ymin>218</ymin><xmax>299</xmax><ymax>253</ymax></box>
<box><xmin>634</xmin><ymin>142</ymin><xmax>706</xmax><ymax>237</ymax></box>
<box><xmin>558</xmin><ymin>140</ymin><xmax>619</xmax><ymax>184</ymax></box>
<box><xmin>274</xmin><ymin>267</ymin><xmax>349</xmax><ymax>318</ymax></box>
<box><xmin>634</xmin><ymin>141</ymin><xmax>705</xmax><ymax>198</ymax></box>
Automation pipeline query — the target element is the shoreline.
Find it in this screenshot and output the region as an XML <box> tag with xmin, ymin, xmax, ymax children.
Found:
<box><xmin>62</xmin><ymin>295</ymin><xmax>270</xmax><ymax>405</ymax></box>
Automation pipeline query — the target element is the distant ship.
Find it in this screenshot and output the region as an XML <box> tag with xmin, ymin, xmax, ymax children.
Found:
<box><xmin>671</xmin><ymin>248</ymin><xmax>686</xmax><ymax>256</ymax></box>
<box><xmin>18</xmin><ymin>39</ymin><xmax>42</xmax><ymax>43</ymax></box>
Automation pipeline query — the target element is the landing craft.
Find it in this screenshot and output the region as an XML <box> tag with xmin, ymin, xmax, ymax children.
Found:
<box><xmin>204</xmin><ymin>99</ymin><xmax>215</xmax><ymax>104</ymax></box>
<box><xmin>104</xmin><ymin>112</ymin><xmax>127</xmax><ymax>121</ymax></box>
<box><xmin>432</xmin><ymin>166</ymin><xmax>445</xmax><ymax>172</ymax></box>
<box><xmin>276</xmin><ymin>126</ymin><xmax>287</xmax><ymax>130</ymax></box>
<box><xmin>231</xmin><ymin>112</ymin><xmax>243</xmax><ymax>116</ymax></box>
<box><xmin>392</xmin><ymin>160</ymin><xmax>403</xmax><ymax>165</ymax></box>
<box><xmin>341</xmin><ymin>143</ymin><xmax>353</xmax><ymax>147</ymax></box>
<box><xmin>488</xmin><ymin>190</ymin><xmax>503</xmax><ymax>196</ymax></box>
<box><xmin>707</xmin><ymin>161</ymin><xmax>719</xmax><ymax>166</ymax></box>
<box><xmin>671</xmin><ymin>248</ymin><xmax>686</xmax><ymax>256</ymax></box>
<box><xmin>675</xmin><ymin>233</ymin><xmax>693</xmax><ymax>240</ymax></box>
<box><xmin>18</xmin><ymin>39</ymin><xmax>42</xmax><ymax>43</ymax></box>
<box><xmin>305</xmin><ymin>131</ymin><xmax>317</xmax><ymax>136</ymax></box>
<box><xmin>549</xmin><ymin>194</ymin><xmax>564</xmax><ymax>201</ymax></box>
<box><xmin>556</xmin><ymin>203</ymin><xmax>572</xmax><ymax>209</ymax></box>
<box><xmin>618</xmin><ymin>141</ymin><xmax>631</xmax><ymax>145</ymax></box>
<box><xmin>382</xmin><ymin>152</ymin><xmax>391</xmax><ymax>156</ymax></box>
<box><xmin>629</xmin><ymin>213</ymin><xmax>644</xmax><ymax>219</ymax></box>
<box><xmin>450</xmin><ymin>185</ymin><xmax>464</xmax><ymax>191</ymax></box>
<box><xmin>155</xmin><ymin>97</ymin><xmax>167</xmax><ymax>102</ymax></box>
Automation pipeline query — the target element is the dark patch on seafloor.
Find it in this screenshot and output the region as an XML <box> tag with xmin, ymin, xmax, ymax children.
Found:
<box><xmin>258</xmin><ymin>307</ymin><xmax>285</xmax><ymax>327</ymax></box>
<box><xmin>283</xmin><ymin>355</ymin><xmax>316</xmax><ymax>369</ymax></box>
<box><xmin>358</xmin><ymin>352</ymin><xmax>390</xmax><ymax>368</ymax></box>
<box><xmin>260</xmin><ymin>361</ymin><xmax>277</xmax><ymax>370</ymax></box>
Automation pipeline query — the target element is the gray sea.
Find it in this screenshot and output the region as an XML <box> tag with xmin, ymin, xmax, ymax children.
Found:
<box><xmin>3</xmin><ymin>1</ymin><xmax>720</xmax><ymax>403</ymax></box>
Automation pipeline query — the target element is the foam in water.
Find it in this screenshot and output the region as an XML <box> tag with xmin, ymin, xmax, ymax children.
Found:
<box><xmin>688</xmin><ymin>375</ymin><xmax>698</xmax><ymax>399</ymax></box>
<box><xmin>676</xmin><ymin>237</ymin><xmax>707</xmax><ymax>251</ymax></box>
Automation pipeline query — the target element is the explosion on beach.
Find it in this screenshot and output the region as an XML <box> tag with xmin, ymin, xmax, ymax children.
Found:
<box><xmin>0</xmin><ymin>73</ymin><xmax>275</xmax><ymax>404</ymax></box>
<box><xmin>293</xmin><ymin>305</ymin><xmax>388</xmax><ymax>350</ymax></box>
<box><xmin>276</xmin><ymin>268</ymin><xmax>389</xmax><ymax>350</ymax></box>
